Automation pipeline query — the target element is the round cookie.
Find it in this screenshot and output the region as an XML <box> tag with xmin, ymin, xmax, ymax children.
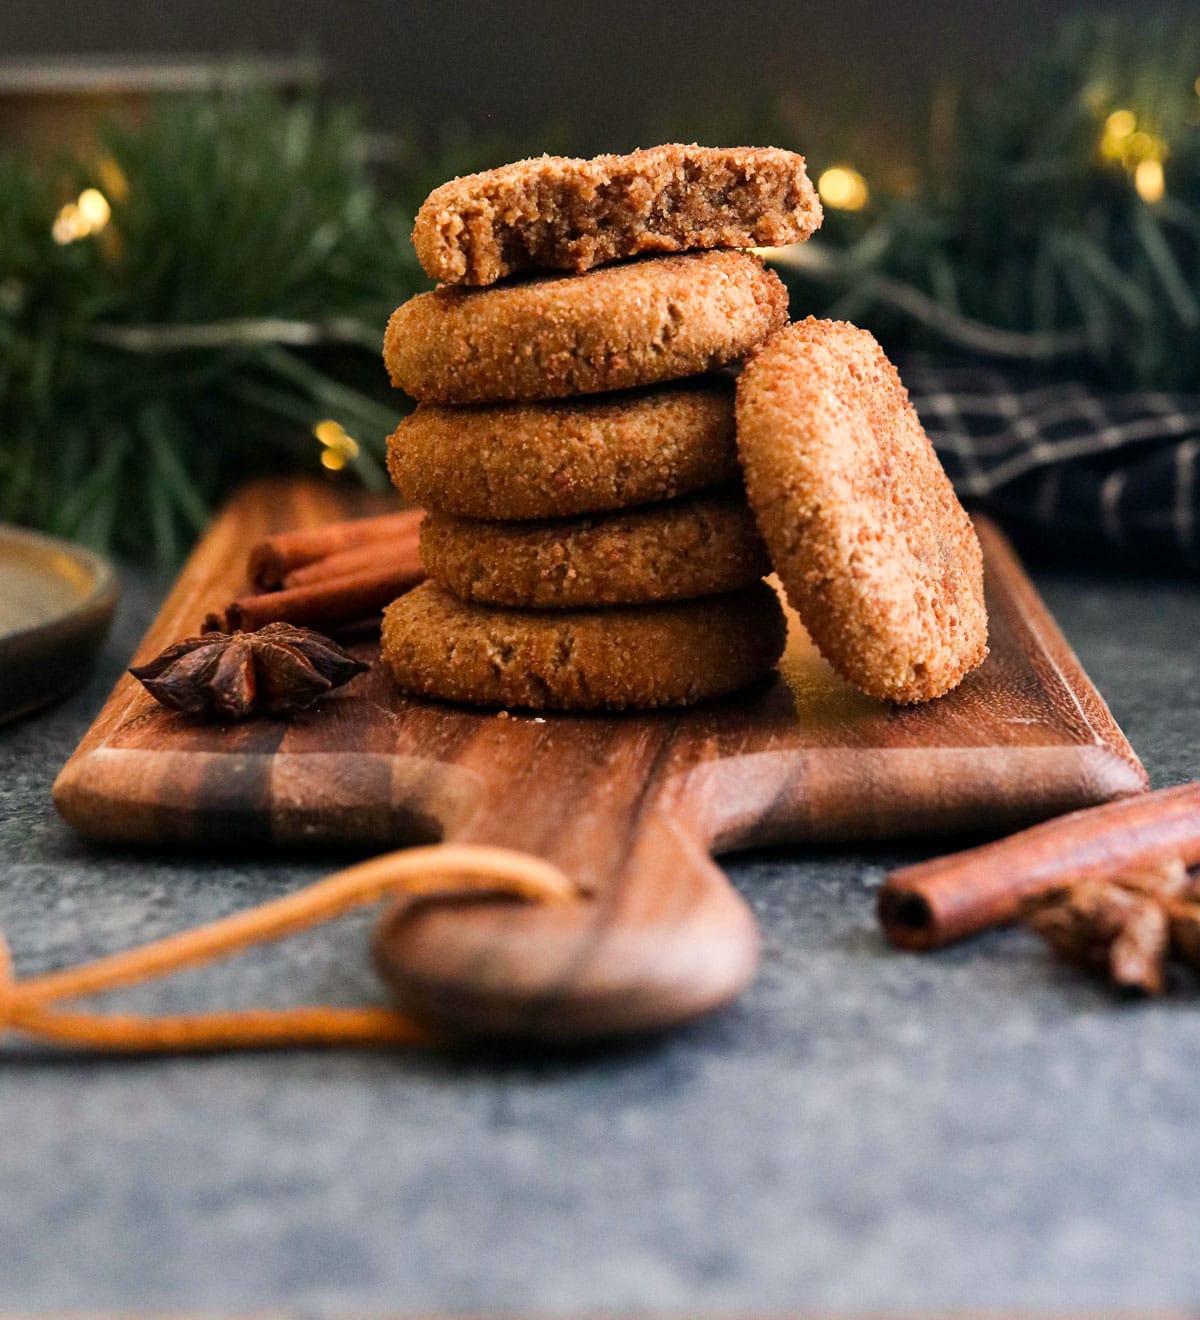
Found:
<box><xmin>420</xmin><ymin>489</ymin><xmax>769</xmax><ymax>609</ymax></box>
<box><xmin>380</xmin><ymin>580</ymin><xmax>786</xmax><ymax>711</ymax></box>
<box><xmin>413</xmin><ymin>143</ymin><xmax>822</xmax><ymax>286</ymax></box>
<box><xmin>383</xmin><ymin>250</ymin><xmax>788</xmax><ymax>404</ymax></box>
<box><xmin>735</xmin><ymin>318</ymin><xmax>988</xmax><ymax>704</ymax></box>
<box><xmin>388</xmin><ymin>381</ymin><xmax>739</xmax><ymax>520</ymax></box>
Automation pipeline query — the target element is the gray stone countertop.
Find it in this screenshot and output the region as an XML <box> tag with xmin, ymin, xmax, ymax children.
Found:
<box><xmin>1</xmin><ymin>564</ymin><xmax>1198</xmax><ymax>1315</ymax></box>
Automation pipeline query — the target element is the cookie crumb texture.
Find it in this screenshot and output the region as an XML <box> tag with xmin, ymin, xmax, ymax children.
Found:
<box><xmin>388</xmin><ymin>382</ymin><xmax>739</xmax><ymax>520</ymax></box>
<box><xmin>412</xmin><ymin>143</ymin><xmax>822</xmax><ymax>286</ymax></box>
<box><xmin>420</xmin><ymin>489</ymin><xmax>769</xmax><ymax>608</ymax></box>
<box><xmin>736</xmin><ymin>318</ymin><xmax>988</xmax><ymax>704</ymax></box>
<box><xmin>381</xmin><ymin>580</ymin><xmax>786</xmax><ymax>711</ymax></box>
<box><xmin>384</xmin><ymin>251</ymin><xmax>788</xmax><ymax>404</ymax></box>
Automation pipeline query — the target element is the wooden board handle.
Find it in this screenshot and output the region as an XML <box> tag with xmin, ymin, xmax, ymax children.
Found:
<box><xmin>372</xmin><ymin>811</ymin><xmax>761</xmax><ymax>1039</ymax></box>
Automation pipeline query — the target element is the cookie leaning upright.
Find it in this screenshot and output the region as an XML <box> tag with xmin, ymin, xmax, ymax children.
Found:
<box><xmin>412</xmin><ymin>143</ymin><xmax>822</xmax><ymax>286</ymax></box>
<box><xmin>736</xmin><ymin>319</ymin><xmax>988</xmax><ymax>704</ymax></box>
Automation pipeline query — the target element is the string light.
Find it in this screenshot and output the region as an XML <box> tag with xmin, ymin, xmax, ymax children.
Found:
<box><xmin>1135</xmin><ymin>158</ymin><xmax>1165</xmax><ymax>204</ymax></box>
<box><xmin>51</xmin><ymin>204</ymin><xmax>84</xmax><ymax>246</ymax></box>
<box><xmin>817</xmin><ymin>166</ymin><xmax>870</xmax><ymax>211</ymax></box>
<box><xmin>76</xmin><ymin>188</ymin><xmax>111</xmax><ymax>230</ymax></box>
<box><xmin>1125</xmin><ymin>130</ymin><xmax>1165</xmax><ymax>163</ymax></box>
<box><xmin>1100</xmin><ymin>108</ymin><xmax>1136</xmax><ymax>160</ymax></box>
<box><xmin>314</xmin><ymin>419</ymin><xmax>360</xmax><ymax>472</ymax></box>
<box><xmin>51</xmin><ymin>187</ymin><xmax>112</xmax><ymax>245</ymax></box>
<box><xmin>1104</xmin><ymin>108</ymin><xmax>1136</xmax><ymax>138</ymax></box>
<box><xmin>1097</xmin><ymin>108</ymin><xmax>1169</xmax><ymax>201</ymax></box>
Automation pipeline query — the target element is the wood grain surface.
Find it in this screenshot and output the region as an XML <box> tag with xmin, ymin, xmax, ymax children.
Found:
<box><xmin>54</xmin><ymin>479</ymin><xmax>1147</xmax><ymax>1039</ymax></box>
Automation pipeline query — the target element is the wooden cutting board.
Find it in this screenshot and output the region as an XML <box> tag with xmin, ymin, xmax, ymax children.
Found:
<box><xmin>54</xmin><ymin>479</ymin><xmax>1146</xmax><ymax>1039</ymax></box>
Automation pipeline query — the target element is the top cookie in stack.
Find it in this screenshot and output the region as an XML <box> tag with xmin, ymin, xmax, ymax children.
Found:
<box><xmin>409</xmin><ymin>143</ymin><xmax>823</xmax><ymax>287</ymax></box>
<box><xmin>381</xmin><ymin>145</ymin><xmax>821</xmax><ymax>711</ymax></box>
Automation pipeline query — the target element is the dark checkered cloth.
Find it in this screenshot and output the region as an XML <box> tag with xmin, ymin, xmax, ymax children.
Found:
<box><xmin>900</xmin><ymin>357</ymin><xmax>1200</xmax><ymax>573</ymax></box>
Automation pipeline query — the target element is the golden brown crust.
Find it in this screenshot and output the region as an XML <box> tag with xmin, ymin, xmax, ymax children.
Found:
<box><xmin>380</xmin><ymin>580</ymin><xmax>786</xmax><ymax>711</ymax></box>
<box><xmin>412</xmin><ymin>143</ymin><xmax>822</xmax><ymax>286</ymax></box>
<box><xmin>387</xmin><ymin>381</ymin><xmax>739</xmax><ymax>519</ymax></box>
<box><xmin>420</xmin><ymin>489</ymin><xmax>769</xmax><ymax>609</ymax></box>
<box><xmin>735</xmin><ymin>318</ymin><xmax>988</xmax><ymax>704</ymax></box>
<box><xmin>384</xmin><ymin>251</ymin><xmax>789</xmax><ymax>404</ymax></box>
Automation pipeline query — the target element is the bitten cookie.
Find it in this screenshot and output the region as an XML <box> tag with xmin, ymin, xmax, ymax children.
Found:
<box><xmin>735</xmin><ymin>318</ymin><xmax>988</xmax><ymax>704</ymax></box>
<box><xmin>420</xmin><ymin>489</ymin><xmax>769</xmax><ymax>609</ymax></box>
<box><xmin>384</xmin><ymin>251</ymin><xmax>788</xmax><ymax>404</ymax></box>
<box><xmin>388</xmin><ymin>381</ymin><xmax>739</xmax><ymax>519</ymax></box>
<box><xmin>413</xmin><ymin>143</ymin><xmax>822</xmax><ymax>286</ymax></box>
<box><xmin>380</xmin><ymin>580</ymin><xmax>786</xmax><ymax>711</ymax></box>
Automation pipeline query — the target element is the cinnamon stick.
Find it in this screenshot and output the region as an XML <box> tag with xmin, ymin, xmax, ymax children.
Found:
<box><xmin>249</xmin><ymin>510</ymin><xmax>423</xmax><ymax>589</ymax></box>
<box><xmin>220</xmin><ymin>563</ymin><xmax>424</xmax><ymax>633</ymax></box>
<box><xmin>878</xmin><ymin>782</ymin><xmax>1200</xmax><ymax>950</ymax></box>
<box><xmin>283</xmin><ymin>537</ymin><xmax>420</xmax><ymax>589</ymax></box>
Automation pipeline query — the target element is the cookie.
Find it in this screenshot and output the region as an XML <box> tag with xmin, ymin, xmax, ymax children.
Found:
<box><xmin>380</xmin><ymin>580</ymin><xmax>786</xmax><ymax>711</ymax></box>
<box><xmin>387</xmin><ymin>381</ymin><xmax>738</xmax><ymax>520</ymax></box>
<box><xmin>735</xmin><ymin>318</ymin><xmax>988</xmax><ymax>704</ymax></box>
<box><xmin>413</xmin><ymin>143</ymin><xmax>822</xmax><ymax>286</ymax></box>
<box><xmin>420</xmin><ymin>489</ymin><xmax>769</xmax><ymax>609</ymax></box>
<box><xmin>384</xmin><ymin>251</ymin><xmax>788</xmax><ymax>404</ymax></box>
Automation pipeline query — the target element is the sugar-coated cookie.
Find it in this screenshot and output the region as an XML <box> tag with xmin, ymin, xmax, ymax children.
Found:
<box><xmin>420</xmin><ymin>489</ymin><xmax>768</xmax><ymax>609</ymax></box>
<box><xmin>384</xmin><ymin>251</ymin><xmax>788</xmax><ymax>404</ymax></box>
<box><xmin>735</xmin><ymin>318</ymin><xmax>988</xmax><ymax>703</ymax></box>
<box><xmin>387</xmin><ymin>381</ymin><xmax>739</xmax><ymax>519</ymax></box>
<box><xmin>380</xmin><ymin>580</ymin><xmax>786</xmax><ymax>711</ymax></box>
<box><xmin>413</xmin><ymin>143</ymin><xmax>821</xmax><ymax>286</ymax></box>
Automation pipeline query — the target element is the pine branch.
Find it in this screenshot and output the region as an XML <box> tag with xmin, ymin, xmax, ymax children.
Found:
<box><xmin>779</xmin><ymin>14</ymin><xmax>1200</xmax><ymax>389</ymax></box>
<box><xmin>0</xmin><ymin>85</ymin><xmax>462</xmax><ymax>565</ymax></box>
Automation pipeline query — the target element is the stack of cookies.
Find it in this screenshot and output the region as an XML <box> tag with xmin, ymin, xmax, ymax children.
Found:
<box><xmin>379</xmin><ymin>143</ymin><xmax>991</xmax><ymax>711</ymax></box>
<box><xmin>379</xmin><ymin>145</ymin><xmax>823</xmax><ymax>711</ymax></box>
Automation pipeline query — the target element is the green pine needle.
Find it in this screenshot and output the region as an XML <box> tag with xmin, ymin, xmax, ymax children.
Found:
<box><xmin>0</xmin><ymin>86</ymin><xmax>457</xmax><ymax>565</ymax></box>
<box><xmin>780</xmin><ymin>14</ymin><xmax>1200</xmax><ymax>389</ymax></box>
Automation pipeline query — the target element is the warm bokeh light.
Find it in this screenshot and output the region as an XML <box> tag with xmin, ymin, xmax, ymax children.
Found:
<box><xmin>817</xmin><ymin>165</ymin><xmax>869</xmax><ymax>211</ymax></box>
<box><xmin>1105</xmin><ymin>108</ymin><xmax>1136</xmax><ymax>139</ymax></box>
<box><xmin>314</xmin><ymin>419</ymin><xmax>347</xmax><ymax>446</ymax></box>
<box><xmin>1135</xmin><ymin>157</ymin><xmax>1165</xmax><ymax>203</ymax></box>
<box><xmin>51</xmin><ymin>203</ymin><xmax>84</xmax><ymax>245</ymax></box>
<box><xmin>77</xmin><ymin>188</ymin><xmax>111</xmax><ymax>230</ymax></box>
<box><xmin>313</xmin><ymin>418</ymin><xmax>360</xmax><ymax>472</ymax></box>
<box><xmin>1098</xmin><ymin>108</ymin><xmax>1168</xmax><ymax>198</ymax></box>
<box><xmin>1125</xmin><ymin>130</ymin><xmax>1165</xmax><ymax>163</ymax></box>
<box><xmin>1100</xmin><ymin>108</ymin><xmax>1136</xmax><ymax>161</ymax></box>
<box><xmin>51</xmin><ymin>187</ymin><xmax>112</xmax><ymax>244</ymax></box>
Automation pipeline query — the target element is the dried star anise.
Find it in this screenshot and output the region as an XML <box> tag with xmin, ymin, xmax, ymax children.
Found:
<box><xmin>130</xmin><ymin>623</ymin><xmax>368</xmax><ymax>720</ymax></box>
<box><xmin>1021</xmin><ymin>859</ymin><xmax>1200</xmax><ymax>995</ymax></box>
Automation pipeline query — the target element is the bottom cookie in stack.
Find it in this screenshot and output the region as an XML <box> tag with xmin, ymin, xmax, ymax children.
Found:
<box><xmin>381</xmin><ymin>579</ymin><xmax>786</xmax><ymax>712</ymax></box>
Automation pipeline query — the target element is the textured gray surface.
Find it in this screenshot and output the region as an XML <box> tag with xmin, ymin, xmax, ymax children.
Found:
<box><xmin>1</xmin><ymin>565</ymin><xmax>1199</xmax><ymax>1314</ymax></box>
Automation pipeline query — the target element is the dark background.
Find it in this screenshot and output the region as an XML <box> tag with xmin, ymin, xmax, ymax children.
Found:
<box><xmin>0</xmin><ymin>0</ymin><xmax>1169</xmax><ymax>164</ymax></box>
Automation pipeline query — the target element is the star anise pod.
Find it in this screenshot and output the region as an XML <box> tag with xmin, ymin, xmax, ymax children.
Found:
<box><xmin>130</xmin><ymin>623</ymin><xmax>368</xmax><ymax>720</ymax></box>
<box><xmin>1020</xmin><ymin>859</ymin><xmax>1200</xmax><ymax>995</ymax></box>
